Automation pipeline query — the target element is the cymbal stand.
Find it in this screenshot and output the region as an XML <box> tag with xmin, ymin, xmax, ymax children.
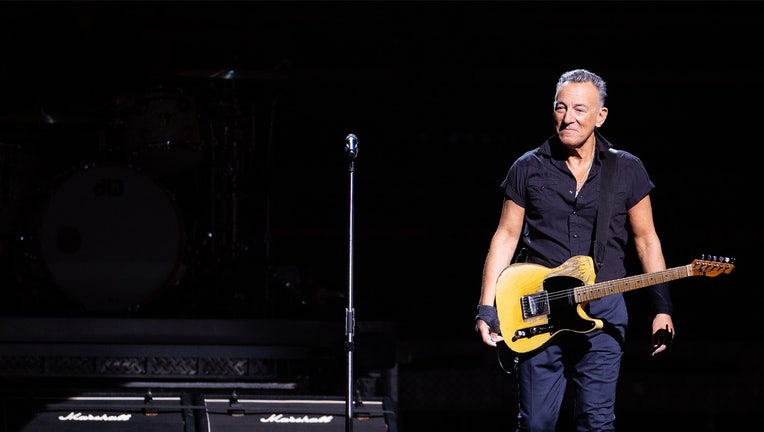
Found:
<box><xmin>208</xmin><ymin>78</ymin><xmax>246</xmax><ymax>263</ymax></box>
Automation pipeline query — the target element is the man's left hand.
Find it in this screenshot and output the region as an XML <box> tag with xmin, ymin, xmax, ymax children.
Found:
<box><xmin>651</xmin><ymin>313</ymin><xmax>675</xmax><ymax>357</ymax></box>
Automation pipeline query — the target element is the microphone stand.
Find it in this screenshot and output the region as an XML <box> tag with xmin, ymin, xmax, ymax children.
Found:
<box><xmin>343</xmin><ymin>133</ymin><xmax>358</xmax><ymax>432</ymax></box>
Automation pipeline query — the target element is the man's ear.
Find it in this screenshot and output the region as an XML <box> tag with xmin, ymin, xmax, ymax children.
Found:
<box><xmin>596</xmin><ymin>107</ymin><xmax>608</xmax><ymax>128</ymax></box>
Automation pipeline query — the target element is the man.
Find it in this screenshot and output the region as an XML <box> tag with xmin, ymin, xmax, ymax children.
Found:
<box><xmin>475</xmin><ymin>68</ymin><xmax>675</xmax><ymax>431</ymax></box>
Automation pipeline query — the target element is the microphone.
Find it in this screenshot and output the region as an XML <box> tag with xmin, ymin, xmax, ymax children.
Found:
<box><xmin>345</xmin><ymin>133</ymin><xmax>358</xmax><ymax>158</ymax></box>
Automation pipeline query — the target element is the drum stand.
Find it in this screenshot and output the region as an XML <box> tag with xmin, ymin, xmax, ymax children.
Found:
<box><xmin>205</xmin><ymin>80</ymin><xmax>256</xmax><ymax>263</ymax></box>
<box><xmin>202</xmin><ymin>78</ymin><xmax>272</xmax><ymax>317</ymax></box>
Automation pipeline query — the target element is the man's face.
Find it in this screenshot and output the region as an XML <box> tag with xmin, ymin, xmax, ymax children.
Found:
<box><xmin>553</xmin><ymin>81</ymin><xmax>607</xmax><ymax>148</ymax></box>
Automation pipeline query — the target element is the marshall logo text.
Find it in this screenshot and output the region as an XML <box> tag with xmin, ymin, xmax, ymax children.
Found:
<box><xmin>260</xmin><ymin>414</ymin><xmax>334</xmax><ymax>424</ymax></box>
<box><xmin>58</xmin><ymin>412</ymin><xmax>132</xmax><ymax>421</ymax></box>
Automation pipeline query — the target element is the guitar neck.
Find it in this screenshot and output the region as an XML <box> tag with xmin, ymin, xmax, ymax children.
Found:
<box><xmin>574</xmin><ymin>265</ymin><xmax>691</xmax><ymax>303</ymax></box>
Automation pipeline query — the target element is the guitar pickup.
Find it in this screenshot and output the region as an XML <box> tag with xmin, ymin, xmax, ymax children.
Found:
<box><xmin>520</xmin><ymin>291</ymin><xmax>550</xmax><ymax>319</ymax></box>
<box><xmin>512</xmin><ymin>323</ymin><xmax>553</xmax><ymax>341</ymax></box>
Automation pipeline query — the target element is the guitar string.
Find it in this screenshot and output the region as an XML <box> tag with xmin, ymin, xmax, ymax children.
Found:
<box><xmin>540</xmin><ymin>263</ymin><xmax>732</xmax><ymax>301</ymax></box>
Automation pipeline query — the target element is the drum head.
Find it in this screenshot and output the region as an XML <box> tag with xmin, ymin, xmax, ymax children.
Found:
<box><xmin>39</xmin><ymin>164</ymin><xmax>184</xmax><ymax>311</ymax></box>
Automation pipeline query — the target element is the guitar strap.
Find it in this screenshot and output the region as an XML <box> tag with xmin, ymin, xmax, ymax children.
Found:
<box><xmin>593</xmin><ymin>143</ymin><xmax>619</xmax><ymax>272</ymax></box>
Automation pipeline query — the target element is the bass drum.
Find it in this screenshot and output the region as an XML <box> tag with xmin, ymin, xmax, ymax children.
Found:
<box><xmin>38</xmin><ymin>164</ymin><xmax>185</xmax><ymax>312</ymax></box>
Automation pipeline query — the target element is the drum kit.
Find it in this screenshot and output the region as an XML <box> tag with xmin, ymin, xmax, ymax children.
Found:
<box><xmin>0</xmin><ymin>68</ymin><xmax>283</xmax><ymax>317</ymax></box>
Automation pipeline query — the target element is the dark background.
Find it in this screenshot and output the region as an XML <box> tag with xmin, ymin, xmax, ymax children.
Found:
<box><xmin>0</xmin><ymin>1</ymin><xmax>756</xmax><ymax>431</ymax></box>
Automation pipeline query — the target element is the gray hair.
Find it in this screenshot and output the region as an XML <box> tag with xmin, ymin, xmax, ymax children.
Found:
<box><xmin>554</xmin><ymin>68</ymin><xmax>607</xmax><ymax>108</ymax></box>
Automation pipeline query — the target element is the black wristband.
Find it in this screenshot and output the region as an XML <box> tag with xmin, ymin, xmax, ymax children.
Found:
<box><xmin>475</xmin><ymin>305</ymin><xmax>501</xmax><ymax>334</ymax></box>
<box><xmin>649</xmin><ymin>282</ymin><xmax>673</xmax><ymax>315</ymax></box>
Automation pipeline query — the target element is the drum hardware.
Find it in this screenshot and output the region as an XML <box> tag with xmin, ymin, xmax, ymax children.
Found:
<box><xmin>104</xmin><ymin>88</ymin><xmax>204</xmax><ymax>177</ymax></box>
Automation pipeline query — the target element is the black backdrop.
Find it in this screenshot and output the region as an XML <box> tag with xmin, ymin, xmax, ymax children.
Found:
<box><xmin>0</xmin><ymin>0</ymin><xmax>752</xmax><ymax>323</ymax></box>
<box><xmin>0</xmin><ymin>1</ymin><xmax>756</xmax><ymax>429</ymax></box>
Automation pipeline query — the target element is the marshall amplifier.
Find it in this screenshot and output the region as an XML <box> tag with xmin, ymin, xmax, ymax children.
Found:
<box><xmin>0</xmin><ymin>391</ymin><xmax>198</xmax><ymax>431</ymax></box>
<box><xmin>202</xmin><ymin>394</ymin><xmax>396</xmax><ymax>432</ymax></box>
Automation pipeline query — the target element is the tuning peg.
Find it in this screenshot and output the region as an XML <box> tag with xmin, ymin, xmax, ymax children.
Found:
<box><xmin>700</xmin><ymin>254</ymin><xmax>735</xmax><ymax>265</ymax></box>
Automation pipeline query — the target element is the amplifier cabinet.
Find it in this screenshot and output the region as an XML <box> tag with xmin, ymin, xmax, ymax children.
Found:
<box><xmin>0</xmin><ymin>392</ymin><xmax>196</xmax><ymax>432</ymax></box>
<box><xmin>202</xmin><ymin>395</ymin><xmax>396</xmax><ymax>432</ymax></box>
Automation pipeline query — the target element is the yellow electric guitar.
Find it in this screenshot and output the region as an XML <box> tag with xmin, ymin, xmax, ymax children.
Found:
<box><xmin>495</xmin><ymin>255</ymin><xmax>735</xmax><ymax>354</ymax></box>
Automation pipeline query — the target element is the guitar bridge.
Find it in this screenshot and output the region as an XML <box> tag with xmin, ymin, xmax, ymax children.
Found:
<box><xmin>520</xmin><ymin>291</ymin><xmax>550</xmax><ymax>319</ymax></box>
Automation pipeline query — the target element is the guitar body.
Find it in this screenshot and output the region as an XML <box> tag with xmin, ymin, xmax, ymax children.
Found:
<box><xmin>496</xmin><ymin>255</ymin><xmax>601</xmax><ymax>354</ymax></box>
